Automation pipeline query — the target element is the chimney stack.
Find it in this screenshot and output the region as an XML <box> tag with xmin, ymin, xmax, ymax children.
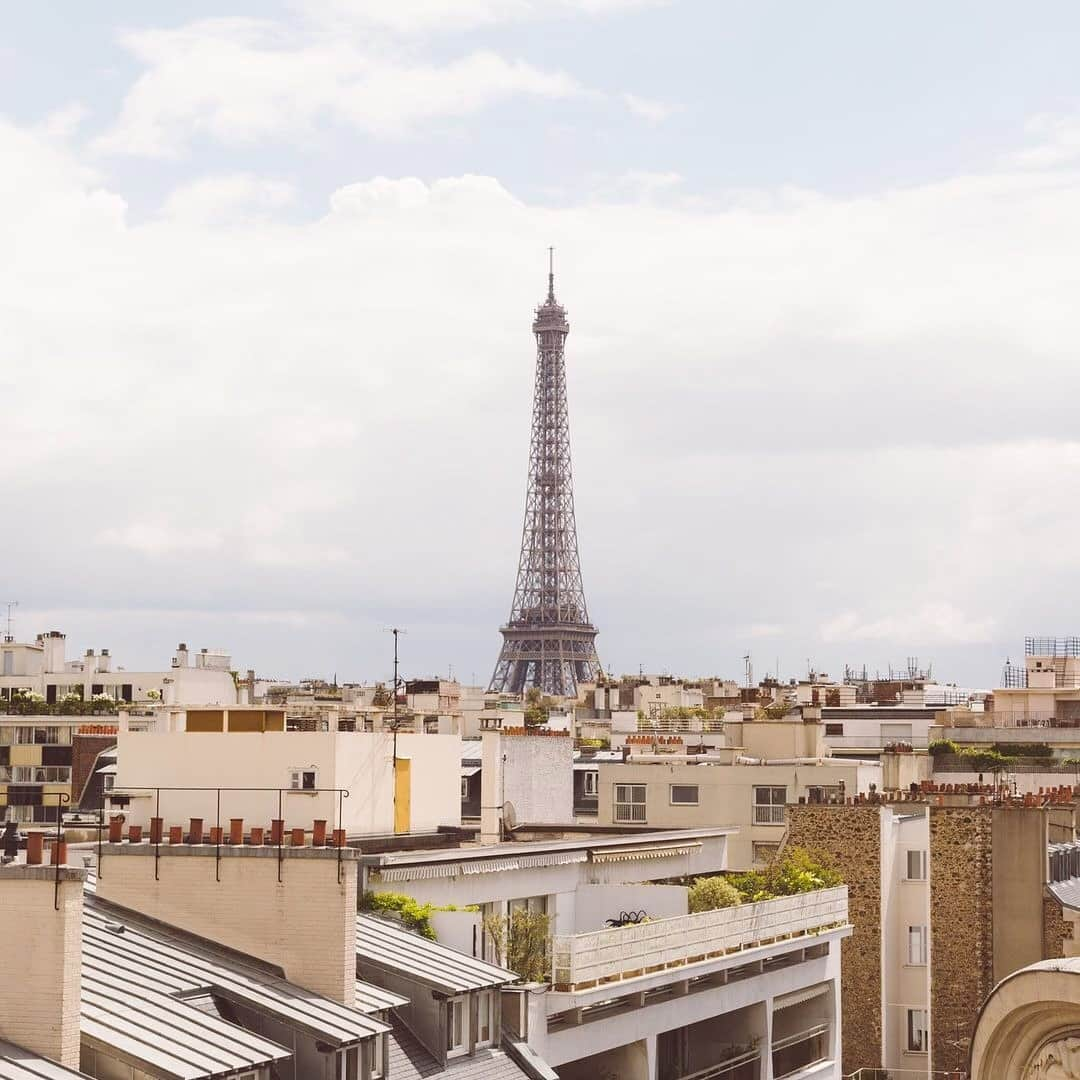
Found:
<box><xmin>0</xmin><ymin>863</ymin><xmax>86</xmax><ymax>1068</ymax></box>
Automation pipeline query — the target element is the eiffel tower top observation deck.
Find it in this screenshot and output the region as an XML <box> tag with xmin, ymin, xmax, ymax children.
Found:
<box><xmin>488</xmin><ymin>253</ymin><xmax>601</xmax><ymax>698</ymax></box>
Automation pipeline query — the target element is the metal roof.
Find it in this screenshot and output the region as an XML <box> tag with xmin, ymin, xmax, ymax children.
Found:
<box><xmin>0</xmin><ymin>1040</ymin><xmax>88</xmax><ymax>1079</ymax></box>
<box><xmin>361</xmin><ymin>827</ymin><xmax>736</xmax><ymax>870</ymax></box>
<box><xmin>1049</xmin><ymin>878</ymin><xmax>1080</xmax><ymax>911</ymax></box>
<box><xmin>388</xmin><ymin>1024</ymin><xmax>530</xmax><ymax>1080</ymax></box>
<box><xmin>84</xmin><ymin>899</ymin><xmax>389</xmax><ymax>1047</ymax></box>
<box><xmin>354</xmin><ymin>980</ymin><xmax>408</xmax><ymax>1014</ymax></box>
<box><xmin>357</xmin><ymin>914</ymin><xmax>516</xmax><ymax>993</ymax></box>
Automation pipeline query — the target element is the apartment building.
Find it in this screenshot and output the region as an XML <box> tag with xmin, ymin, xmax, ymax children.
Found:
<box><xmin>592</xmin><ymin>719</ymin><xmax>880</xmax><ymax>870</ymax></box>
<box><xmin>104</xmin><ymin>706</ymin><xmax>462</xmax><ymax>837</ymax></box>
<box><xmin>361</xmin><ymin>826</ymin><xmax>850</xmax><ymax>1080</ymax></box>
<box><xmin>788</xmin><ymin>789</ymin><xmax>1079</xmax><ymax>1077</ymax></box>
<box><xmin>0</xmin><ymin>634</ymin><xmax>238</xmax><ymax>708</ymax></box>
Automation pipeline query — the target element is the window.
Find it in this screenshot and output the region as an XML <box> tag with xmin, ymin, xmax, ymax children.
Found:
<box><xmin>908</xmin><ymin>926</ymin><xmax>928</xmax><ymax>966</ymax></box>
<box><xmin>6</xmin><ymin>805</ymin><xmax>34</xmax><ymax>824</ymax></box>
<box><xmin>670</xmin><ymin>784</ymin><xmax>699</xmax><ymax>806</ymax></box>
<box><xmin>447</xmin><ymin>997</ymin><xmax>468</xmax><ymax>1058</ymax></box>
<box><xmin>753</xmin><ymin>841</ymin><xmax>780</xmax><ymax>863</ymax></box>
<box><xmin>477</xmin><ymin>990</ymin><xmax>494</xmax><ymax>1047</ymax></box>
<box><xmin>338</xmin><ymin>1046</ymin><xmax>358</xmax><ymax>1080</ymax></box>
<box><xmin>906</xmin><ymin>850</ymin><xmax>928</xmax><ymax>881</ymax></box>
<box><xmin>753</xmin><ymin>786</ymin><xmax>787</xmax><ymax>825</ymax></box>
<box><xmin>906</xmin><ymin>1008</ymin><xmax>928</xmax><ymax>1053</ymax></box>
<box><xmin>824</xmin><ymin>723</ymin><xmax>844</xmax><ymax>736</ymax></box>
<box><xmin>288</xmin><ymin>767</ymin><xmax>318</xmax><ymax>791</ymax></box>
<box><xmin>366</xmin><ymin>1036</ymin><xmax>384</xmax><ymax>1079</ymax></box>
<box><xmin>583</xmin><ymin>771</ymin><xmax>598</xmax><ymax>797</ymax></box>
<box><xmin>461</xmin><ymin>776</ymin><xmax>470</xmax><ymax>799</ymax></box>
<box><xmin>614</xmin><ymin>783</ymin><xmax>646</xmax><ymax>823</ymax></box>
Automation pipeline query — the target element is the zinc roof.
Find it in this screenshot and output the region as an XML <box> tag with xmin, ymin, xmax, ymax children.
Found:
<box><xmin>356</xmin><ymin>914</ymin><xmax>516</xmax><ymax>993</ymax></box>
<box><xmin>0</xmin><ymin>1041</ymin><xmax>88</xmax><ymax>1079</ymax></box>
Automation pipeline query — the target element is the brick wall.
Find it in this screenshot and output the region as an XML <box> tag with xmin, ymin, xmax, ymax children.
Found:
<box><xmin>96</xmin><ymin>845</ymin><xmax>358</xmax><ymax>1004</ymax></box>
<box><xmin>0</xmin><ymin>868</ymin><xmax>85</xmax><ymax>1068</ymax></box>
<box><xmin>71</xmin><ymin>734</ymin><xmax>116</xmax><ymax>805</ymax></box>
<box><xmin>929</xmin><ymin>806</ymin><xmax>993</xmax><ymax>1073</ymax></box>
<box><xmin>787</xmin><ymin>804</ymin><xmax>881</xmax><ymax>1074</ymax></box>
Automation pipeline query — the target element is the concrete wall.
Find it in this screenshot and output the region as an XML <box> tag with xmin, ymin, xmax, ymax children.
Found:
<box><xmin>0</xmin><ymin>867</ymin><xmax>84</xmax><ymax>1069</ymax></box>
<box><xmin>96</xmin><ymin>846</ymin><xmax>357</xmax><ymax>1004</ymax></box>
<box><xmin>572</xmin><ymin>883</ymin><xmax>688</xmax><ymax>932</ymax></box>
<box><xmin>501</xmin><ymin>732</ymin><xmax>574</xmax><ymax>826</ymax></box>
<box><xmin>990</xmin><ymin>808</ymin><xmax>1047</xmax><ymax>983</ymax></box>
<box><xmin>396</xmin><ymin>733</ymin><xmax>462</xmax><ymax>831</ymax></box>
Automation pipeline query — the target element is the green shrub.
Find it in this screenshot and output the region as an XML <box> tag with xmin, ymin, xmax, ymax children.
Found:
<box><xmin>688</xmin><ymin>876</ymin><xmax>742</xmax><ymax>912</ymax></box>
<box><xmin>726</xmin><ymin>847</ymin><xmax>843</xmax><ymax>903</ymax></box>
<box><xmin>483</xmin><ymin>909</ymin><xmax>551</xmax><ymax>982</ymax></box>
<box><xmin>362</xmin><ymin>891</ymin><xmax>436</xmax><ymax>939</ymax></box>
<box><xmin>958</xmin><ymin>747</ymin><xmax>1012</xmax><ymax>773</ymax></box>
<box><xmin>929</xmin><ymin>739</ymin><xmax>959</xmax><ymax>757</ymax></box>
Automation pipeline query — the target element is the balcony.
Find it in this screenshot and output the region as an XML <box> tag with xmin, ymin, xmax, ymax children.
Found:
<box><xmin>637</xmin><ymin>717</ymin><xmax>726</xmax><ymax>734</ymax></box>
<box><xmin>551</xmin><ymin>887</ymin><xmax>848</xmax><ymax>991</ymax></box>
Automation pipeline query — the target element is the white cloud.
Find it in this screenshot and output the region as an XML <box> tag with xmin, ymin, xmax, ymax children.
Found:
<box><xmin>819</xmin><ymin>605</ymin><xmax>996</xmax><ymax>647</ymax></box>
<box><xmin>1012</xmin><ymin>113</ymin><xmax>1080</xmax><ymax>168</ymax></box>
<box><xmin>10</xmin><ymin>113</ymin><xmax>1080</xmax><ymax>680</ymax></box>
<box><xmin>94</xmin><ymin>19</ymin><xmax>587</xmax><ymax>155</ymax></box>
<box><xmin>38</xmin><ymin>102</ymin><xmax>89</xmax><ymax>140</ymax></box>
<box><xmin>622</xmin><ymin>92</ymin><xmax>676</xmax><ymax>124</ymax></box>
<box><xmin>161</xmin><ymin>174</ymin><xmax>295</xmax><ymax>225</ymax></box>
<box><xmin>293</xmin><ymin>0</ymin><xmax>667</xmax><ymax>34</ymax></box>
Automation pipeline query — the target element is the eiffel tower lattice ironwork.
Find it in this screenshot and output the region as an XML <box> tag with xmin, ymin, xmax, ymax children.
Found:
<box><xmin>489</xmin><ymin>253</ymin><xmax>601</xmax><ymax>697</ymax></box>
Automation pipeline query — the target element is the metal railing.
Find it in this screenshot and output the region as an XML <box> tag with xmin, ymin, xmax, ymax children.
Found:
<box><xmin>823</xmin><ymin>735</ymin><xmax>930</xmax><ymax>749</ymax></box>
<box><xmin>637</xmin><ymin>717</ymin><xmax>727</xmax><ymax>734</ymax></box>
<box><xmin>551</xmin><ymin>886</ymin><xmax>848</xmax><ymax>989</ymax></box>
<box><xmin>678</xmin><ymin>1047</ymin><xmax>760</xmax><ymax>1079</ymax></box>
<box><xmin>753</xmin><ymin>805</ymin><xmax>786</xmax><ymax>825</ymax></box>
<box><xmin>772</xmin><ymin>1023</ymin><xmax>830</xmax><ymax>1078</ymax></box>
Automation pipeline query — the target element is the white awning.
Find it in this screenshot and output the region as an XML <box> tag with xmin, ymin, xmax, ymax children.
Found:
<box><xmin>590</xmin><ymin>842</ymin><xmax>702</xmax><ymax>864</ymax></box>
<box><xmin>774</xmin><ymin>983</ymin><xmax>830</xmax><ymax>1010</ymax></box>
<box><xmin>461</xmin><ymin>766</ymin><xmax>482</xmax><ymax>778</ymax></box>
<box><xmin>96</xmin><ymin>763</ymin><xmax>118</xmax><ymax>775</ymax></box>
<box><xmin>462</xmin><ymin>859</ymin><xmax>521</xmax><ymax>874</ymax></box>
<box><xmin>373</xmin><ymin>864</ymin><xmax>459</xmax><ymax>883</ymax></box>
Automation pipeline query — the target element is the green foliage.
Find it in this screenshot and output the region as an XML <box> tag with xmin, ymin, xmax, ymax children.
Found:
<box><xmin>688</xmin><ymin>875</ymin><xmax>742</xmax><ymax>912</ymax></box>
<box><xmin>994</xmin><ymin>742</ymin><xmax>1051</xmax><ymax>759</ymax></box>
<box><xmin>754</xmin><ymin>700</ymin><xmax>792</xmax><ymax>721</ymax></box>
<box><xmin>361</xmin><ymin>892</ymin><xmax>480</xmax><ymax>941</ymax></box>
<box><xmin>725</xmin><ymin>847</ymin><xmax>843</xmax><ymax>903</ymax></box>
<box><xmin>928</xmin><ymin>739</ymin><xmax>960</xmax><ymax>757</ymax></box>
<box><xmin>524</xmin><ymin>686</ymin><xmax>556</xmax><ymax>727</ymax></box>
<box><xmin>958</xmin><ymin>747</ymin><xmax>1012</xmax><ymax>772</ymax></box>
<box><xmin>363</xmin><ymin>891</ymin><xmax>437</xmax><ymax>939</ymax></box>
<box><xmin>659</xmin><ymin>706</ymin><xmax>726</xmax><ymax>720</ymax></box>
<box><xmin>4</xmin><ymin>688</ymin><xmax>119</xmax><ymax>717</ymax></box>
<box><xmin>483</xmin><ymin>909</ymin><xmax>551</xmax><ymax>982</ymax></box>
<box><xmin>371</xmin><ymin>683</ymin><xmax>392</xmax><ymax>707</ymax></box>
<box><xmin>577</xmin><ymin>737</ymin><xmax>610</xmax><ymax>749</ymax></box>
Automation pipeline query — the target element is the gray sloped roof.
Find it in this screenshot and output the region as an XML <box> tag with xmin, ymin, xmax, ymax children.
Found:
<box><xmin>354</xmin><ymin>979</ymin><xmax>409</xmax><ymax>1013</ymax></box>
<box><xmin>0</xmin><ymin>1041</ymin><xmax>89</xmax><ymax>1079</ymax></box>
<box><xmin>388</xmin><ymin>1024</ymin><xmax>530</xmax><ymax>1080</ymax></box>
<box><xmin>357</xmin><ymin>914</ymin><xmax>516</xmax><ymax>993</ymax></box>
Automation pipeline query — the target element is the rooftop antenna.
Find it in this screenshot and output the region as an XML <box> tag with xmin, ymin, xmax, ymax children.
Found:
<box><xmin>3</xmin><ymin>601</ymin><xmax>17</xmax><ymax>643</ymax></box>
<box><xmin>548</xmin><ymin>246</ymin><xmax>555</xmax><ymax>302</ymax></box>
<box><xmin>743</xmin><ymin>653</ymin><xmax>753</xmax><ymax>689</ymax></box>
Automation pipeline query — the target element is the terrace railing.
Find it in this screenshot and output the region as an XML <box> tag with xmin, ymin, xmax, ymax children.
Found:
<box><xmin>551</xmin><ymin>886</ymin><xmax>848</xmax><ymax>990</ymax></box>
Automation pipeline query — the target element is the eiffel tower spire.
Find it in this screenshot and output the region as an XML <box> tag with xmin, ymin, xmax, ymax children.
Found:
<box><xmin>489</xmin><ymin>254</ymin><xmax>601</xmax><ymax>697</ymax></box>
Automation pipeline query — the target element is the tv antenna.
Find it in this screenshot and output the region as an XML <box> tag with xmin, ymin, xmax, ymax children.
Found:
<box><xmin>3</xmin><ymin>601</ymin><xmax>17</xmax><ymax>643</ymax></box>
<box><xmin>742</xmin><ymin>653</ymin><xmax>753</xmax><ymax>689</ymax></box>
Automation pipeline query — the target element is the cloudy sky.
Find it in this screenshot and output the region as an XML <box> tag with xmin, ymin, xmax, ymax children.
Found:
<box><xmin>5</xmin><ymin>1</ymin><xmax>1080</xmax><ymax>687</ymax></box>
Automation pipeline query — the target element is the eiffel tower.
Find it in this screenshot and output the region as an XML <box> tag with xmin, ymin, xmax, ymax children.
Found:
<box><xmin>489</xmin><ymin>253</ymin><xmax>601</xmax><ymax>697</ymax></box>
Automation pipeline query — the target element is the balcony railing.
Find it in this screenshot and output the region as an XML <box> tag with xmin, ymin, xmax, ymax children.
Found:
<box><xmin>551</xmin><ymin>886</ymin><xmax>848</xmax><ymax>990</ymax></box>
<box><xmin>638</xmin><ymin>717</ymin><xmax>726</xmax><ymax>733</ymax></box>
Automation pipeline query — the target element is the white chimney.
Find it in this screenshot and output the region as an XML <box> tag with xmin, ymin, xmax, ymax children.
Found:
<box><xmin>98</xmin><ymin>649</ymin><xmax>111</xmax><ymax>674</ymax></box>
<box><xmin>174</xmin><ymin>643</ymin><xmax>189</xmax><ymax>668</ymax></box>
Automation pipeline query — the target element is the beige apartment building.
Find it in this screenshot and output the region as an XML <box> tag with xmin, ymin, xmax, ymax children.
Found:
<box><xmin>595</xmin><ymin>718</ymin><xmax>881</xmax><ymax>869</ymax></box>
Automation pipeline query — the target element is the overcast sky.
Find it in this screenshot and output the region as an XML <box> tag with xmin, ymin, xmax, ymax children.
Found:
<box><xmin>6</xmin><ymin>1</ymin><xmax>1080</xmax><ymax>688</ymax></box>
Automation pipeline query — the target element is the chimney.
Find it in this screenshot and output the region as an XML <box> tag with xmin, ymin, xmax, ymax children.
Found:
<box><xmin>95</xmin><ymin>841</ymin><xmax>358</xmax><ymax>1005</ymax></box>
<box><xmin>480</xmin><ymin>729</ymin><xmax>504</xmax><ymax>844</ymax></box>
<box><xmin>0</xmin><ymin>863</ymin><xmax>86</xmax><ymax>1068</ymax></box>
<box><xmin>98</xmin><ymin>649</ymin><xmax>111</xmax><ymax>674</ymax></box>
<box><xmin>84</xmin><ymin>648</ymin><xmax>96</xmax><ymax>675</ymax></box>
<box><xmin>174</xmin><ymin>643</ymin><xmax>189</xmax><ymax>668</ymax></box>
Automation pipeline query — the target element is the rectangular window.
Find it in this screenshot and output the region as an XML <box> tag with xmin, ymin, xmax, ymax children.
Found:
<box><xmin>461</xmin><ymin>776</ymin><xmax>469</xmax><ymax>799</ymax></box>
<box><xmin>583</xmin><ymin>771</ymin><xmax>598</xmax><ymax>796</ymax></box>
<box><xmin>753</xmin><ymin>786</ymin><xmax>787</xmax><ymax>825</ymax></box>
<box><xmin>289</xmin><ymin>767</ymin><xmax>318</xmax><ymax>790</ymax></box>
<box><xmin>614</xmin><ymin>783</ymin><xmax>647</xmax><ymax>823</ymax></box>
<box><xmin>1</xmin><ymin>652</ymin><xmax>11</xmax><ymax>676</ymax></box>
<box><xmin>906</xmin><ymin>850</ymin><xmax>928</xmax><ymax>881</ymax></box>
<box><xmin>824</xmin><ymin>723</ymin><xmax>844</xmax><ymax>736</ymax></box>
<box><xmin>446</xmin><ymin>997</ymin><xmax>468</xmax><ymax>1057</ymax></box>
<box><xmin>670</xmin><ymin>784</ymin><xmax>699</xmax><ymax>805</ymax></box>
<box><xmin>906</xmin><ymin>1008</ymin><xmax>928</xmax><ymax>1053</ymax></box>
<box><xmin>908</xmin><ymin>925</ymin><xmax>928</xmax><ymax>965</ymax></box>
<box><xmin>103</xmin><ymin>775</ymin><xmax>115</xmax><ymax>793</ymax></box>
